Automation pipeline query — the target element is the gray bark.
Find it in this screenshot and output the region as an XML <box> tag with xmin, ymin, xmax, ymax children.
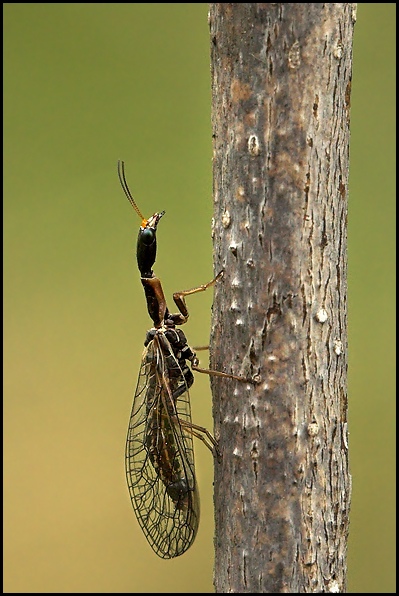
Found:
<box><xmin>209</xmin><ymin>3</ymin><xmax>355</xmax><ymax>592</ymax></box>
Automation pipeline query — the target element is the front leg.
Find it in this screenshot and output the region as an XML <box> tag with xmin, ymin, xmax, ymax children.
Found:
<box><xmin>169</xmin><ymin>270</ymin><xmax>224</xmax><ymax>324</ymax></box>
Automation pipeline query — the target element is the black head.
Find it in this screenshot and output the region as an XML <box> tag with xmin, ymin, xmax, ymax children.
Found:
<box><xmin>136</xmin><ymin>211</ymin><xmax>165</xmax><ymax>278</ymax></box>
<box><xmin>117</xmin><ymin>160</ymin><xmax>165</xmax><ymax>278</ymax></box>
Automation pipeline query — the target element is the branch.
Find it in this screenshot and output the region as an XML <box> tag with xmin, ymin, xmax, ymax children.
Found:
<box><xmin>209</xmin><ymin>3</ymin><xmax>356</xmax><ymax>592</ymax></box>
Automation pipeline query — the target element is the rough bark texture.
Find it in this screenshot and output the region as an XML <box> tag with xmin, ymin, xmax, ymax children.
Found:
<box><xmin>209</xmin><ymin>4</ymin><xmax>355</xmax><ymax>593</ymax></box>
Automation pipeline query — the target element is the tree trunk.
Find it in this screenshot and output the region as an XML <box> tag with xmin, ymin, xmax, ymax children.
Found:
<box><xmin>209</xmin><ymin>4</ymin><xmax>355</xmax><ymax>592</ymax></box>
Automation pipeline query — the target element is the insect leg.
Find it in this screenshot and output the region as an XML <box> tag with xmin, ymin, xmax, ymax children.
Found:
<box><xmin>191</xmin><ymin>357</ymin><xmax>257</xmax><ymax>384</ymax></box>
<box><xmin>172</xmin><ymin>270</ymin><xmax>224</xmax><ymax>323</ymax></box>
<box><xmin>179</xmin><ymin>419</ymin><xmax>220</xmax><ymax>459</ymax></box>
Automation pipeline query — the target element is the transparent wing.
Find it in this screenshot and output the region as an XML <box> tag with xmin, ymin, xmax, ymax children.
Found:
<box><xmin>125</xmin><ymin>334</ymin><xmax>200</xmax><ymax>558</ymax></box>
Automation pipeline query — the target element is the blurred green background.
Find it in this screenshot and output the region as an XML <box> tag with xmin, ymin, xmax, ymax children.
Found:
<box><xmin>3</xmin><ymin>4</ymin><xmax>395</xmax><ymax>593</ymax></box>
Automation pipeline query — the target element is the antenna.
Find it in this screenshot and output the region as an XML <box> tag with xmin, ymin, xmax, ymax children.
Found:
<box><xmin>117</xmin><ymin>160</ymin><xmax>145</xmax><ymax>221</ymax></box>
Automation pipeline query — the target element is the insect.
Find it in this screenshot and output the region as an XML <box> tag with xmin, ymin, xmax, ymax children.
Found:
<box><xmin>118</xmin><ymin>161</ymin><xmax>245</xmax><ymax>558</ymax></box>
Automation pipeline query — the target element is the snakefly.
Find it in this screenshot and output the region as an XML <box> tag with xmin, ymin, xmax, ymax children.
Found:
<box><xmin>118</xmin><ymin>161</ymin><xmax>244</xmax><ymax>558</ymax></box>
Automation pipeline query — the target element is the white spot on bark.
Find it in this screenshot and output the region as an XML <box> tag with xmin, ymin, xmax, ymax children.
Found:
<box><xmin>289</xmin><ymin>312</ymin><xmax>297</xmax><ymax>331</ymax></box>
<box><xmin>230</xmin><ymin>300</ymin><xmax>240</xmax><ymax>312</ymax></box>
<box><xmin>248</xmin><ymin>134</ymin><xmax>260</xmax><ymax>155</ymax></box>
<box><xmin>222</xmin><ymin>210</ymin><xmax>231</xmax><ymax>228</ymax></box>
<box><xmin>327</xmin><ymin>580</ymin><xmax>340</xmax><ymax>593</ymax></box>
<box><xmin>229</xmin><ymin>241</ymin><xmax>239</xmax><ymax>254</ymax></box>
<box><xmin>343</xmin><ymin>422</ymin><xmax>349</xmax><ymax>450</ymax></box>
<box><xmin>333</xmin><ymin>338</ymin><xmax>343</xmax><ymax>355</ymax></box>
<box><xmin>288</xmin><ymin>40</ymin><xmax>300</xmax><ymax>69</ymax></box>
<box><xmin>334</xmin><ymin>41</ymin><xmax>343</xmax><ymax>60</ymax></box>
<box><xmin>316</xmin><ymin>308</ymin><xmax>328</xmax><ymax>323</ymax></box>
<box><xmin>307</xmin><ymin>421</ymin><xmax>319</xmax><ymax>436</ymax></box>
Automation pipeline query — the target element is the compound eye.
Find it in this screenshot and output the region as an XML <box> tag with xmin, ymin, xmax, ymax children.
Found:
<box><xmin>141</xmin><ymin>228</ymin><xmax>155</xmax><ymax>246</ymax></box>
